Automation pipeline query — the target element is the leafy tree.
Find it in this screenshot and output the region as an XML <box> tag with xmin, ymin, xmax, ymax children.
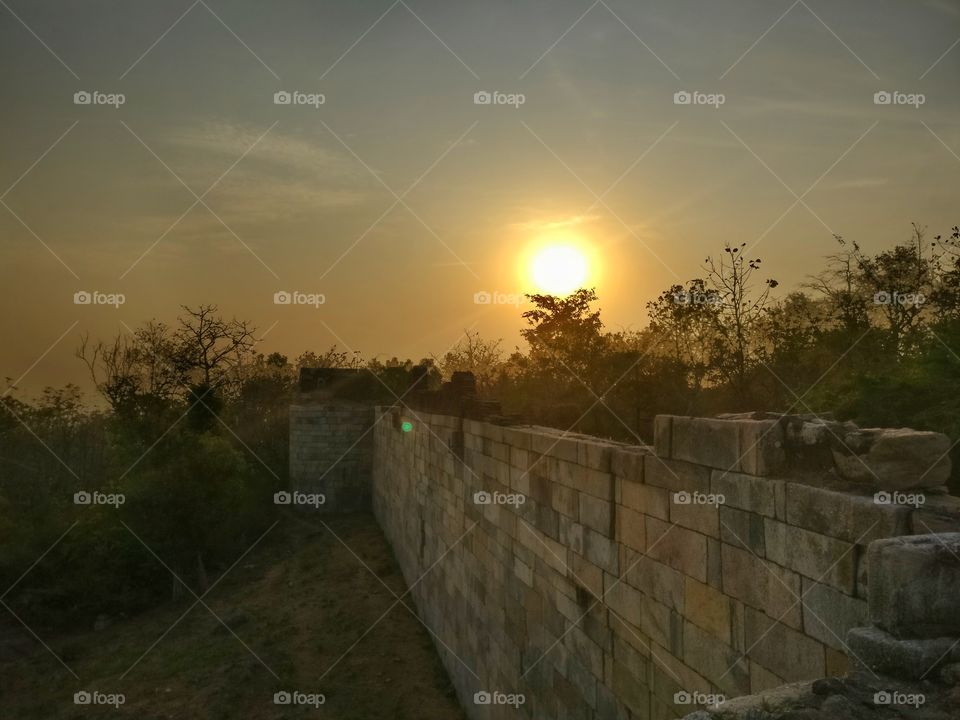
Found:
<box><xmin>646</xmin><ymin>279</ymin><xmax>720</xmax><ymax>399</ymax></box>
<box><xmin>841</xmin><ymin>225</ymin><xmax>937</xmax><ymax>358</ymax></box>
<box><xmin>521</xmin><ymin>288</ymin><xmax>605</xmax><ymax>382</ymax></box>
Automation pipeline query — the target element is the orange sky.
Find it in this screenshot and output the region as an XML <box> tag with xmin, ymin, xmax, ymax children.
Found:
<box><xmin>1</xmin><ymin>0</ymin><xmax>958</xmax><ymax>396</ymax></box>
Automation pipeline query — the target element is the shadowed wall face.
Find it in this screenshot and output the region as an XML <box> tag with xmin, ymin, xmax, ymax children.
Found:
<box><xmin>368</xmin><ymin>408</ymin><xmax>960</xmax><ymax>719</ymax></box>
<box><xmin>289</xmin><ymin>403</ymin><xmax>374</xmax><ymax>512</ymax></box>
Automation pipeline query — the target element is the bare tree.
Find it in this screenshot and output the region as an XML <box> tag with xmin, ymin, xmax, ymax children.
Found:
<box><xmin>172</xmin><ymin>305</ymin><xmax>257</xmax><ymax>391</ymax></box>
<box><xmin>77</xmin><ymin>321</ymin><xmax>180</xmax><ymax>411</ymax></box>
<box><xmin>704</xmin><ymin>243</ymin><xmax>778</xmax><ymax>391</ymax></box>
<box><xmin>433</xmin><ymin>330</ymin><xmax>504</xmax><ymax>396</ymax></box>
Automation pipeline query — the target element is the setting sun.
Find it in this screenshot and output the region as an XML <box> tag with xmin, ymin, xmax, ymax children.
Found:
<box><xmin>530</xmin><ymin>245</ymin><xmax>589</xmax><ymax>295</ymax></box>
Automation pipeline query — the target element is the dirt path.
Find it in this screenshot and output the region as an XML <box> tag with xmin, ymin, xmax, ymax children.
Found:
<box><xmin>0</xmin><ymin>513</ymin><xmax>467</xmax><ymax>720</ymax></box>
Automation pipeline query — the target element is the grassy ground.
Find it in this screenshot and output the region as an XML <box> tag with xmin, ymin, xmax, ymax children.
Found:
<box><xmin>0</xmin><ymin>513</ymin><xmax>466</xmax><ymax>720</ymax></box>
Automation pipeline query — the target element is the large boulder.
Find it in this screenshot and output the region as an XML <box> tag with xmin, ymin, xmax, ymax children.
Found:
<box><xmin>831</xmin><ymin>427</ymin><xmax>951</xmax><ymax>491</ymax></box>
<box><xmin>867</xmin><ymin>533</ymin><xmax>960</xmax><ymax>639</ymax></box>
<box><xmin>847</xmin><ymin>625</ymin><xmax>960</xmax><ymax>679</ymax></box>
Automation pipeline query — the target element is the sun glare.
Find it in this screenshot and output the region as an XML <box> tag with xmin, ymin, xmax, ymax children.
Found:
<box><xmin>530</xmin><ymin>244</ymin><xmax>589</xmax><ymax>296</ymax></box>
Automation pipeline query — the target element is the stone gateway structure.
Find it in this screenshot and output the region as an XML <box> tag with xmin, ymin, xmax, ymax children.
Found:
<box><xmin>290</xmin><ymin>399</ymin><xmax>960</xmax><ymax>719</ymax></box>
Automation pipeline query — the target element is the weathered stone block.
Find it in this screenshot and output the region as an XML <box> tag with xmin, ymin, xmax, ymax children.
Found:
<box><xmin>719</xmin><ymin>506</ymin><xmax>765</xmax><ymax>556</ymax></box>
<box><xmin>684</xmin><ymin>577</ymin><xmax>731</xmax><ymax>644</ymax></box>
<box><xmin>720</xmin><ymin>543</ymin><xmax>802</xmax><ymax>629</ymax></box>
<box><xmin>621</xmin><ymin>481</ymin><xmax>670</xmax><ymax>521</ymax></box>
<box><xmin>711</xmin><ymin>470</ymin><xmax>776</xmax><ymax>518</ymax></box>
<box><xmin>580</xmin><ymin>493</ymin><xmax>613</xmax><ymax>535</ymax></box>
<box><xmin>579</xmin><ymin>438</ymin><xmax>618</xmax><ymax>472</ymax></box>
<box><xmin>609</xmin><ymin>607</ymin><xmax>653</xmax><ymax>661</ymax></box>
<box><xmin>785</xmin><ymin>482</ymin><xmax>910</xmax><ymax>544</ymax></box>
<box><xmin>583</xmin><ymin>527</ymin><xmax>619</xmax><ymax>574</ymax></box>
<box><xmin>616</xmin><ymin>505</ymin><xmax>646</xmax><ymax>552</ymax></box>
<box><xmin>612</xmin><ymin>446</ymin><xmax>647</xmax><ymax>483</ymax></box>
<box><xmin>645</xmin><ymin>457</ymin><xmax>711</xmax><ymax>494</ymax></box>
<box><xmin>911</xmin><ymin>495</ymin><xmax>960</xmax><ymax>535</ymax></box>
<box><xmin>764</xmin><ymin>519</ymin><xmax>857</xmax><ymax>594</ymax></box>
<box><xmin>645</xmin><ymin>517</ymin><xmax>708</xmax><ymax>583</ymax></box>
<box><xmin>749</xmin><ymin>661</ymin><xmax>784</xmax><ymax>694</ymax></box>
<box><xmin>847</xmin><ymin>625</ymin><xmax>960</xmax><ymax>679</ymax></box>
<box><xmin>801</xmin><ymin>579</ymin><xmax>867</xmax><ymax>651</ymax></box>
<box><xmin>824</xmin><ymin>647</ymin><xmax>849</xmax><ymax>678</ymax></box>
<box><xmin>620</xmin><ymin>553</ymin><xmax>685</xmax><ymax>611</ymax></box>
<box><xmin>737</xmin><ymin>419</ymin><xmax>786</xmax><ymax>477</ymax></box>
<box><xmin>580</xmin><ymin>468</ymin><xmax>615</xmax><ymax>501</ymax></box>
<box><xmin>832</xmin><ymin>427</ymin><xmax>952</xmax><ymax>490</ymax></box>
<box><xmin>611</xmin><ymin>660</ymin><xmax>651</xmax><ymax>717</ymax></box>
<box><xmin>744</xmin><ymin>606</ymin><xmax>826</xmax><ymax>682</ymax></box>
<box><xmin>570</xmin><ymin>551</ymin><xmax>604</xmax><ymax>600</ymax></box>
<box><xmin>671</xmin><ymin>417</ymin><xmax>741</xmax><ymax>471</ymax></box>
<box><xmin>682</xmin><ymin>621</ymin><xmax>750</xmax><ymax>698</ymax></box>
<box><xmin>867</xmin><ymin>533</ymin><xmax>960</xmax><ymax>639</ymax></box>
<box><xmin>654</xmin><ymin>415</ymin><xmax>674</xmax><ymax>458</ymax></box>
<box><xmin>669</xmin><ymin>495</ymin><xmax>720</xmax><ymax>539</ymax></box>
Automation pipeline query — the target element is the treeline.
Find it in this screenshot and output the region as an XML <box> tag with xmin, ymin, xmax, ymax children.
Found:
<box><xmin>435</xmin><ymin>225</ymin><xmax>960</xmax><ymax>491</ymax></box>
<box><xmin>0</xmin><ymin>306</ymin><xmax>426</xmax><ymax>630</ymax></box>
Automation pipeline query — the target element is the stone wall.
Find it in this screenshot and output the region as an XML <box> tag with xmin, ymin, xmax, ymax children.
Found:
<box><xmin>370</xmin><ymin>407</ymin><xmax>960</xmax><ymax>719</ymax></box>
<box><xmin>289</xmin><ymin>402</ymin><xmax>374</xmax><ymax>512</ymax></box>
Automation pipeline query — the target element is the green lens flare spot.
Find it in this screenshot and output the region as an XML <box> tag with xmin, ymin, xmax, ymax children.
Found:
<box><xmin>401</xmin><ymin>421</ymin><xmax>413</xmax><ymax>433</ymax></box>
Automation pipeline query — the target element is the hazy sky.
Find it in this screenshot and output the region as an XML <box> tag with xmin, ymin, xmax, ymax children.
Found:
<box><xmin>1</xmin><ymin>0</ymin><xmax>958</xmax><ymax>395</ymax></box>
